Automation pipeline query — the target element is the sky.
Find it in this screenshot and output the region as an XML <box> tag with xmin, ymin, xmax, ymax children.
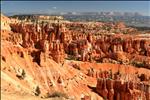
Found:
<box><xmin>1</xmin><ymin>1</ymin><xmax>150</xmax><ymax>16</ymax></box>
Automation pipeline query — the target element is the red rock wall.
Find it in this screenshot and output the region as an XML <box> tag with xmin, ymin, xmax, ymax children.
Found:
<box><xmin>96</xmin><ymin>78</ymin><xmax>150</xmax><ymax>100</ymax></box>
<box><xmin>9</xmin><ymin>23</ymin><xmax>150</xmax><ymax>66</ymax></box>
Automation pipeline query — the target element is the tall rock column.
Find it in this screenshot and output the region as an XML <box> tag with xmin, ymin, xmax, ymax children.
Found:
<box><xmin>106</xmin><ymin>79</ymin><xmax>114</xmax><ymax>100</ymax></box>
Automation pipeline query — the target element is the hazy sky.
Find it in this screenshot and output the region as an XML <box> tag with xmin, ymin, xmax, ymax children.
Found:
<box><xmin>1</xmin><ymin>1</ymin><xmax>150</xmax><ymax>16</ymax></box>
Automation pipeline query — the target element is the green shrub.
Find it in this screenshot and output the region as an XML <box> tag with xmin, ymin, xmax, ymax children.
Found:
<box><xmin>34</xmin><ymin>86</ymin><xmax>41</xmax><ymax>96</ymax></box>
<box><xmin>16</xmin><ymin>69</ymin><xmax>26</xmax><ymax>79</ymax></box>
<box><xmin>131</xmin><ymin>61</ymin><xmax>145</xmax><ymax>68</ymax></box>
<box><xmin>73</xmin><ymin>64</ymin><xmax>81</xmax><ymax>70</ymax></box>
<box><xmin>46</xmin><ymin>91</ymin><xmax>68</xmax><ymax>99</ymax></box>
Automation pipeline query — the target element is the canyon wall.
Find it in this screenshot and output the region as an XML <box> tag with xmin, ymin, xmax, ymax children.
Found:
<box><xmin>96</xmin><ymin>78</ymin><xmax>150</xmax><ymax>100</ymax></box>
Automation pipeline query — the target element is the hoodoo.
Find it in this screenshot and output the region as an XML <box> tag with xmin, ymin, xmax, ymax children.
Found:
<box><xmin>1</xmin><ymin>13</ymin><xmax>150</xmax><ymax>100</ymax></box>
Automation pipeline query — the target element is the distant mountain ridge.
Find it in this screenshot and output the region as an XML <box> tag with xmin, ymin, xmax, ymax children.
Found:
<box><xmin>8</xmin><ymin>11</ymin><xmax>150</xmax><ymax>28</ymax></box>
<box><xmin>5</xmin><ymin>11</ymin><xmax>150</xmax><ymax>17</ymax></box>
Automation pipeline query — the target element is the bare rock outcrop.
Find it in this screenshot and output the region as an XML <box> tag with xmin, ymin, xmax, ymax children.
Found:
<box><xmin>96</xmin><ymin>78</ymin><xmax>150</xmax><ymax>100</ymax></box>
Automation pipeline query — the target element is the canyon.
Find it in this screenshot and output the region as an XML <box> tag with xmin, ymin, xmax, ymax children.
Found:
<box><xmin>1</xmin><ymin>14</ymin><xmax>150</xmax><ymax>100</ymax></box>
